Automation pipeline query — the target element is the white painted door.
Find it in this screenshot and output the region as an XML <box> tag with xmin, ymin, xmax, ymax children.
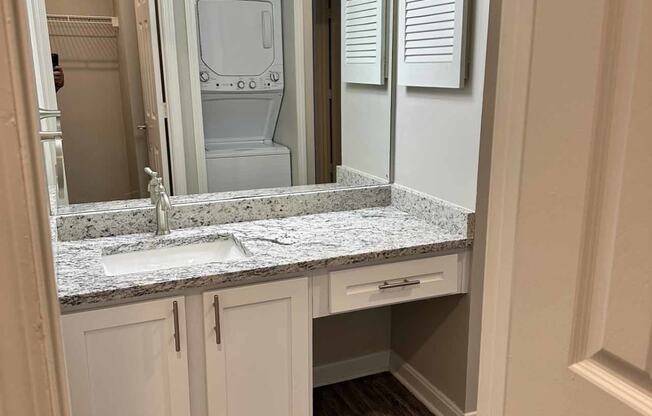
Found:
<box><xmin>478</xmin><ymin>1</ymin><xmax>652</xmax><ymax>415</ymax></box>
<box><xmin>134</xmin><ymin>0</ymin><xmax>170</xmax><ymax>189</ymax></box>
<box><xmin>61</xmin><ymin>297</ymin><xmax>191</xmax><ymax>416</ymax></box>
<box><xmin>203</xmin><ymin>278</ymin><xmax>311</xmax><ymax>416</ymax></box>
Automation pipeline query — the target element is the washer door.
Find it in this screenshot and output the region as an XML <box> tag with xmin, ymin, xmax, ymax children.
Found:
<box><xmin>198</xmin><ymin>0</ymin><xmax>275</xmax><ymax>76</ymax></box>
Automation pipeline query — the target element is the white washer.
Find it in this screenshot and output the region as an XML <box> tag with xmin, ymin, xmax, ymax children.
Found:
<box><xmin>205</xmin><ymin>142</ymin><xmax>290</xmax><ymax>192</ymax></box>
<box><xmin>200</xmin><ymin>91</ymin><xmax>291</xmax><ymax>192</ymax></box>
<box><xmin>196</xmin><ymin>0</ymin><xmax>289</xmax><ymax>192</ymax></box>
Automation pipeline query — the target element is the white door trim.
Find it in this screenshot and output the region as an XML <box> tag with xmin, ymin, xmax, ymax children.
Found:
<box><xmin>390</xmin><ymin>353</ymin><xmax>467</xmax><ymax>416</ymax></box>
<box><xmin>26</xmin><ymin>0</ymin><xmax>69</xmax><ymax>208</ymax></box>
<box><xmin>291</xmin><ymin>0</ymin><xmax>312</xmax><ymax>185</ymax></box>
<box><xmin>0</xmin><ymin>0</ymin><xmax>72</xmax><ymax>412</ymax></box>
<box><xmin>183</xmin><ymin>0</ymin><xmax>208</xmax><ymax>193</ymax></box>
<box><xmin>156</xmin><ymin>0</ymin><xmax>188</xmax><ymax>194</ymax></box>
<box><xmin>475</xmin><ymin>0</ymin><xmax>536</xmax><ymax>414</ymax></box>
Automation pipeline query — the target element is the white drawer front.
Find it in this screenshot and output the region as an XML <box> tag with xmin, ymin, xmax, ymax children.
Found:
<box><xmin>329</xmin><ymin>255</ymin><xmax>460</xmax><ymax>313</ymax></box>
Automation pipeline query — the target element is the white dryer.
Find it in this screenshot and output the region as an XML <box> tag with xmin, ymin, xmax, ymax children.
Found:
<box><xmin>196</xmin><ymin>0</ymin><xmax>290</xmax><ymax>193</ymax></box>
<box><xmin>197</xmin><ymin>0</ymin><xmax>284</xmax><ymax>92</ymax></box>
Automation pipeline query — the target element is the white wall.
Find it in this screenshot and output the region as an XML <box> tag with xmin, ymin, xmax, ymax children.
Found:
<box><xmin>340</xmin><ymin>0</ymin><xmax>393</xmax><ymax>182</ymax></box>
<box><xmin>274</xmin><ymin>0</ymin><xmax>302</xmax><ymax>185</ymax></box>
<box><xmin>340</xmin><ymin>83</ymin><xmax>392</xmax><ymax>182</ymax></box>
<box><xmin>393</xmin><ymin>0</ymin><xmax>490</xmax><ymax>210</ymax></box>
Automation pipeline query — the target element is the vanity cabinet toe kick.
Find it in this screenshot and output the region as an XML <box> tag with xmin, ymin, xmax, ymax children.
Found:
<box><xmin>60</xmin><ymin>251</ymin><xmax>469</xmax><ymax>416</ymax></box>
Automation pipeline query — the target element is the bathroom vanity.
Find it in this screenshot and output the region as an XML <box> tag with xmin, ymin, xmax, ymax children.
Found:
<box><xmin>25</xmin><ymin>0</ymin><xmax>484</xmax><ymax>410</ymax></box>
<box><xmin>53</xmin><ymin>184</ymin><xmax>473</xmax><ymax>416</ymax></box>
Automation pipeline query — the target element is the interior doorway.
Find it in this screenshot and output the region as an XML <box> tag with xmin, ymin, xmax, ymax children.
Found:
<box><xmin>312</xmin><ymin>0</ymin><xmax>341</xmax><ymax>184</ymax></box>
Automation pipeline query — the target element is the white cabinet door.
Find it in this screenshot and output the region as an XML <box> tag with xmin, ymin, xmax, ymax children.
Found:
<box><xmin>203</xmin><ymin>278</ymin><xmax>311</xmax><ymax>416</ymax></box>
<box><xmin>61</xmin><ymin>297</ymin><xmax>191</xmax><ymax>416</ymax></box>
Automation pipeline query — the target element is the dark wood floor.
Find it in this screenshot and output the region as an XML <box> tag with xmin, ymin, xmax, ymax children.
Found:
<box><xmin>313</xmin><ymin>372</ymin><xmax>434</xmax><ymax>416</ymax></box>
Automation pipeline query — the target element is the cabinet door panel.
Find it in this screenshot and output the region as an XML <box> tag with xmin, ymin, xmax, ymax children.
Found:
<box><xmin>203</xmin><ymin>278</ymin><xmax>311</xmax><ymax>416</ymax></box>
<box><xmin>61</xmin><ymin>297</ymin><xmax>191</xmax><ymax>416</ymax></box>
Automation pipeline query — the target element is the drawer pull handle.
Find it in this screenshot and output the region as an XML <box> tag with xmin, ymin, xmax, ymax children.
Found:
<box><xmin>378</xmin><ymin>279</ymin><xmax>421</xmax><ymax>290</ymax></box>
<box><xmin>172</xmin><ymin>301</ymin><xmax>181</xmax><ymax>352</ymax></box>
<box><xmin>213</xmin><ymin>295</ymin><xmax>221</xmax><ymax>345</ymax></box>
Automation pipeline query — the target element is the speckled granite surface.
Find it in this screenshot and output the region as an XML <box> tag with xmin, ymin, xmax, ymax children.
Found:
<box><xmin>391</xmin><ymin>184</ymin><xmax>475</xmax><ymax>238</ymax></box>
<box><xmin>55</xmin><ymin>182</ymin><xmax>356</xmax><ymax>215</ymax></box>
<box><xmin>56</xmin><ymin>206</ymin><xmax>472</xmax><ymax>312</ymax></box>
<box><xmin>56</xmin><ymin>185</ymin><xmax>391</xmax><ymax>241</ymax></box>
<box><xmin>336</xmin><ymin>165</ymin><xmax>388</xmax><ymax>187</ymax></box>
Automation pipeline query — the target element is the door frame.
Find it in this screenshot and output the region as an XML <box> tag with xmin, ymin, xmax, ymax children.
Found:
<box><xmin>0</xmin><ymin>0</ymin><xmax>71</xmax><ymax>413</ymax></box>
<box><xmin>153</xmin><ymin>0</ymin><xmax>188</xmax><ymax>194</ymax></box>
<box><xmin>475</xmin><ymin>0</ymin><xmax>544</xmax><ymax>413</ymax></box>
<box><xmin>312</xmin><ymin>0</ymin><xmax>342</xmax><ymax>184</ymax></box>
<box><xmin>26</xmin><ymin>0</ymin><xmax>69</xmax><ymax>210</ymax></box>
<box><xmin>184</xmin><ymin>0</ymin><xmax>315</xmax><ymax>191</ymax></box>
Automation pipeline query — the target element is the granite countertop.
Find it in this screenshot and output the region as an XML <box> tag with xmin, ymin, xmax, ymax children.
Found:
<box><xmin>56</xmin><ymin>206</ymin><xmax>472</xmax><ymax>312</ymax></box>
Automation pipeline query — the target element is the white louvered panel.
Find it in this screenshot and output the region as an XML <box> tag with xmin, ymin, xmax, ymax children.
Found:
<box><xmin>398</xmin><ymin>0</ymin><xmax>468</xmax><ymax>88</ymax></box>
<box><xmin>342</xmin><ymin>0</ymin><xmax>386</xmax><ymax>84</ymax></box>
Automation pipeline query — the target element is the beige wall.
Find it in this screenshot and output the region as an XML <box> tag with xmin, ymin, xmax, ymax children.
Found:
<box><xmin>391</xmin><ymin>295</ymin><xmax>471</xmax><ymax>408</ymax></box>
<box><xmin>313</xmin><ymin>307</ymin><xmax>391</xmax><ymax>366</ymax></box>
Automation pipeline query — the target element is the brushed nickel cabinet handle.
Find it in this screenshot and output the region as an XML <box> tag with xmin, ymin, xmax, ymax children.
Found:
<box><xmin>172</xmin><ymin>301</ymin><xmax>181</xmax><ymax>352</ymax></box>
<box><xmin>378</xmin><ymin>279</ymin><xmax>421</xmax><ymax>290</ymax></box>
<box><xmin>213</xmin><ymin>295</ymin><xmax>221</xmax><ymax>345</ymax></box>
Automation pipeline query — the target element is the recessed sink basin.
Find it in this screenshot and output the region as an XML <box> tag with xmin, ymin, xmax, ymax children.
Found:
<box><xmin>101</xmin><ymin>238</ymin><xmax>248</xmax><ymax>276</ymax></box>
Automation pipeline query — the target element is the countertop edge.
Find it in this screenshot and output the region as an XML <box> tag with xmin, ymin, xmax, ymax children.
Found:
<box><xmin>59</xmin><ymin>238</ymin><xmax>472</xmax><ymax>313</ymax></box>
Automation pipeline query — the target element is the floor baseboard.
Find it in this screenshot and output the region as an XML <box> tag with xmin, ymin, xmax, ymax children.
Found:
<box><xmin>389</xmin><ymin>352</ymin><xmax>468</xmax><ymax>416</ymax></box>
<box><xmin>313</xmin><ymin>350</ymin><xmax>390</xmax><ymax>388</ymax></box>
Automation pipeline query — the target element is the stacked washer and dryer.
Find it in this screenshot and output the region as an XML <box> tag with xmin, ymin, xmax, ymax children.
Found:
<box><xmin>196</xmin><ymin>0</ymin><xmax>291</xmax><ymax>192</ymax></box>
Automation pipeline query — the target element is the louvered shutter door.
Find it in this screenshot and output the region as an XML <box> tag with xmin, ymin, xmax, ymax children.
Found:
<box><xmin>342</xmin><ymin>0</ymin><xmax>386</xmax><ymax>85</ymax></box>
<box><xmin>397</xmin><ymin>0</ymin><xmax>468</xmax><ymax>88</ymax></box>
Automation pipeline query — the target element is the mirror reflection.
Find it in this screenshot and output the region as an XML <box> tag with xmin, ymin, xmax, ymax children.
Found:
<box><xmin>32</xmin><ymin>0</ymin><xmax>393</xmax><ymax>213</ymax></box>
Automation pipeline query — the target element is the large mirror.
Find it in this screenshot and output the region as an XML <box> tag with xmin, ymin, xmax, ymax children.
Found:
<box><xmin>27</xmin><ymin>0</ymin><xmax>395</xmax><ymax>214</ymax></box>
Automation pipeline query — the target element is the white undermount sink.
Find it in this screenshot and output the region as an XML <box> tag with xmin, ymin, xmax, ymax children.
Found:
<box><xmin>101</xmin><ymin>238</ymin><xmax>248</xmax><ymax>276</ymax></box>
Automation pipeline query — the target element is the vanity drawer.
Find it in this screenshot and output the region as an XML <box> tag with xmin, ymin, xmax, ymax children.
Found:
<box><xmin>328</xmin><ymin>255</ymin><xmax>460</xmax><ymax>313</ymax></box>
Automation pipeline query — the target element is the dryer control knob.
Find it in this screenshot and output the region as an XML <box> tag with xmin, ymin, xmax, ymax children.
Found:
<box><xmin>237</xmin><ymin>80</ymin><xmax>245</xmax><ymax>89</ymax></box>
<box><xmin>249</xmin><ymin>81</ymin><xmax>256</xmax><ymax>89</ymax></box>
<box><xmin>270</xmin><ymin>72</ymin><xmax>280</xmax><ymax>82</ymax></box>
<box><xmin>199</xmin><ymin>71</ymin><xmax>210</xmax><ymax>82</ymax></box>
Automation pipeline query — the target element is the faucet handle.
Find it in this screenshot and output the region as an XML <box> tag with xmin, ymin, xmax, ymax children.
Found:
<box><xmin>144</xmin><ymin>167</ymin><xmax>163</xmax><ymax>204</ymax></box>
<box><xmin>144</xmin><ymin>167</ymin><xmax>158</xmax><ymax>179</ymax></box>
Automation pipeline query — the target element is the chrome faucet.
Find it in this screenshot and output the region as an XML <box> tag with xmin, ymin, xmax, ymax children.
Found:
<box><xmin>145</xmin><ymin>167</ymin><xmax>172</xmax><ymax>236</ymax></box>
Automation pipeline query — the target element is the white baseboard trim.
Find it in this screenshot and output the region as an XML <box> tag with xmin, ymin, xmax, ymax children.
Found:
<box><xmin>313</xmin><ymin>350</ymin><xmax>390</xmax><ymax>388</ymax></box>
<box><xmin>390</xmin><ymin>352</ymin><xmax>469</xmax><ymax>416</ymax></box>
